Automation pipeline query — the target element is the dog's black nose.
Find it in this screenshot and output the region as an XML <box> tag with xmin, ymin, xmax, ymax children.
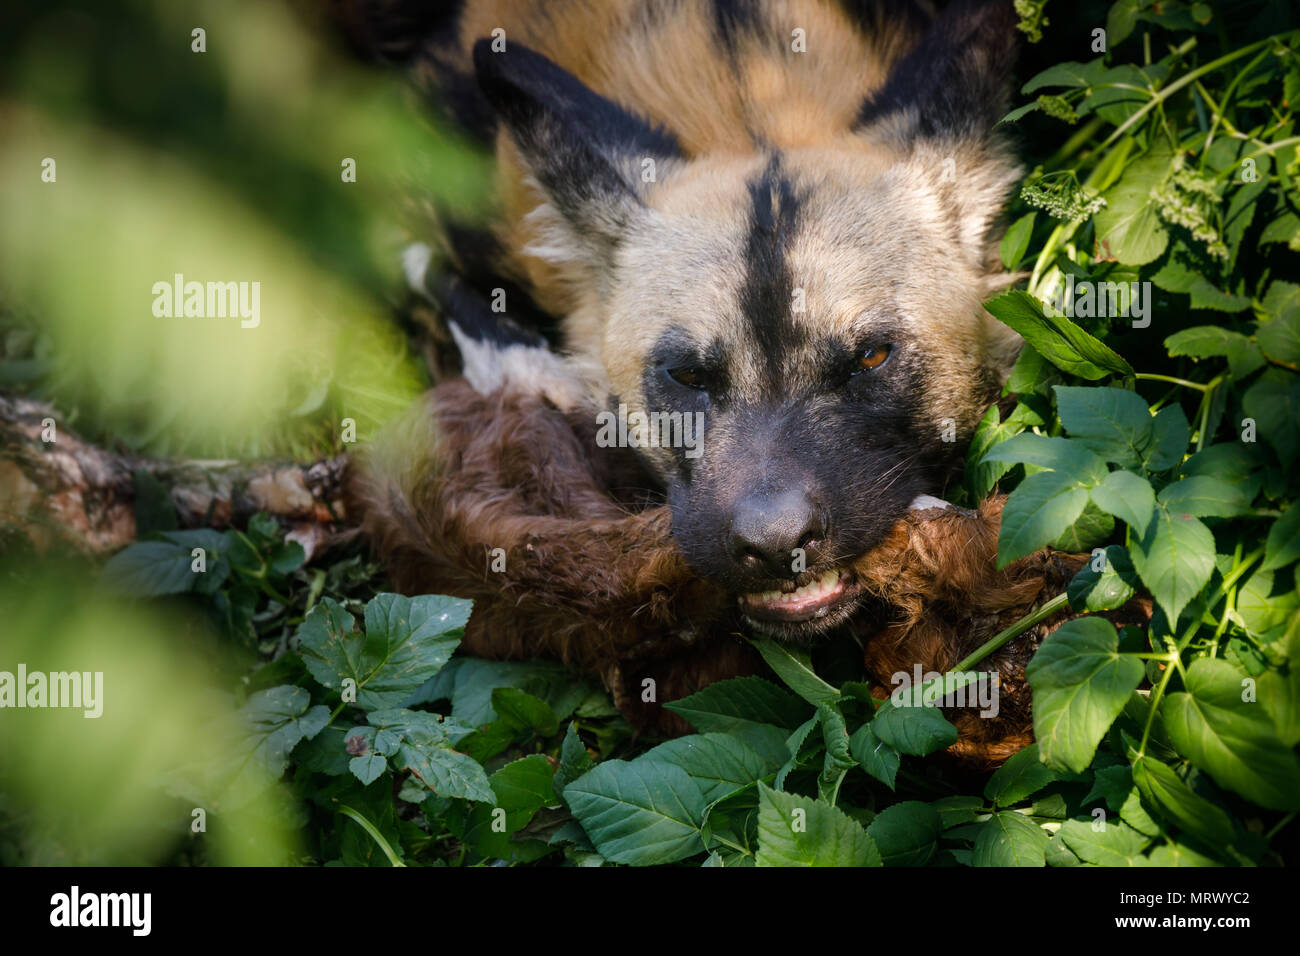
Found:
<box><xmin>729</xmin><ymin>488</ymin><xmax>826</xmax><ymax>577</ymax></box>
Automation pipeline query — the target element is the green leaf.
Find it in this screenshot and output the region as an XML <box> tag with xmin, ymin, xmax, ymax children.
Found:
<box><xmin>1054</xmin><ymin>385</ymin><xmax>1153</xmax><ymax>468</ymax></box>
<box><xmin>1243</xmin><ymin>374</ymin><xmax>1300</xmax><ymax>464</ymax></box>
<box><xmin>1144</xmin><ymin>404</ymin><xmax>1191</xmax><ymax>471</ymax></box>
<box><xmin>1106</xmin><ymin>0</ymin><xmax>1140</xmax><ymax>45</ymax></box>
<box><xmin>849</xmin><ymin>723</ymin><xmax>900</xmax><ymax>789</ymax></box>
<box><xmin>234</xmin><ymin>685</ymin><xmax>329</xmax><ymax>785</ymax></box>
<box><xmin>1026</xmin><ymin>617</ymin><xmax>1145</xmax><ymax>774</ymax></box>
<box><xmin>1160</xmin><ymin>659</ymin><xmax>1300</xmax><ymax>811</ymax></box>
<box><xmin>554</xmin><ymin>722</ymin><xmax>594</xmax><ymax>794</ymax></box>
<box><xmin>1261</xmin><ymin>505</ymin><xmax>1300</xmax><ymax>571</ymax></box>
<box><xmin>1158</xmin><ymin>475</ymin><xmax>1251</xmax><ymax>518</ymax></box>
<box><xmin>397</xmin><ymin>741</ymin><xmax>494</xmax><ymax>804</ymax></box>
<box><xmin>1058</xmin><ymin>818</ymin><xmax>1149</xmax><ymax>865</ymax></box>
<box><xmin>997</xmin><ymin>470</ymin><xmax>1092</xmax><ymax>568</ymax></box>
<box><xmin>866</xmin><ymin>801</ymin><xmax>942</xmax><ymax>866</ymax></box>
<box><xmin>298</xmin><ymin>594</ymin><xmax>468</xmax><ymax>710</ymax></box>
<box><xmin>100</xmin><ymin>531</ymin><xmax>229</xmax><ymax>597</ymax></box>
<box><xmin>971</xmin><ymin>812</ymin><xmax>1048</xmax><ymax>867</ymax></box>
<box><xmin>1050</xmin><ymin>501</ymin><xmax>1114</xmax><ymax>552</ymax></box>
<box><xmin>984</xmin><ymin>290</ymin><xmax>1133</xmax><ymax>380</ymax></box>
<box><xmin>1068</xmin><ymin>545</ymin><xmax>1140</xmax><ymax>612</ymax></box>
<box><xmin>749</xmin><ymin>639</ymin><xmax>839</xmax><ymax>706</ymax></box>
<box><xmin>984</xmin><ymin>743</ymin><xmax>1070</xmax><ymax>806</ymax></box>
<box><xmin>1146</xmin><ymin>842</ymin><xmax>1222</xmax><ymax>867</ymax></box>
<box><xmin>1001</xmin><ymin>212</ymin><xmax>1036</xmax><ymax>269</ymax></box>
<box><xmin>1130</xmin><ymin>506</ymin><xmax>1216</xmax><ymax>624</ymax></box>
<box><xmin>871</xmin><ymin>703</ymin><xmax>959</xmax><ymax>756</ymax></box>
<box><xmin>565</xmin><ymin>761</ymin><xmax>706</xmax><ymax>865</ymax></box>
<box><xmin>980</xmin><ymin>432</ymin><xmax>1109</xmax><ymax>483</ymax></box>
<box><xmin>464</xmin><ymin>755</ymin><xmax>559</xmax><ymax>860</ymax></box>
<box><xmin>664</xmin><ymin>676</ymin><xmax>809</xmax><ymax>734</ymax></box>
<box><xmin>1094</xmin><ymin>146</ymin><xmax>1172</xmax><ymax>266</ymax></box>
<box><xmin>490</xmin><ymin>687</ymin><xmax>559</xmax><ymax>737</ymax></box>
<box><xmin>1258</xmin><ymin>305</ymin><xmax>1300</xmax><ymax>368</ymax></box>
<box><xmin>1021</xmin><ymin>59</ymin><xmax>1107</xmax><ymax>93</ymax></box>
<box><xmin>1089</xmin><ymin>470</ymin><xmax>1155</xmax><ymax>536</ymax></box>
<box><xmin>931</xmin><ymin>795</ymin><xmax>985</xmax><ymax>829</ymax></box>
<box><xmin>1130</xmin><ymin>754</ymin><xmax>1234</xmax><ymax>850</ymax></box>
<box><xmin>755</xmin><ymin>783</ymin><xmax>881</xmax><ymax>867</ymax></box>
<box><xmin>642</xmin><ymin>732</ymin><xmax>784</xmax><ymax>806</ymax></box>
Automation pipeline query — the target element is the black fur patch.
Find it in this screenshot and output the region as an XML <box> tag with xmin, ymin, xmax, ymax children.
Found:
<box><xmin>855</xmin><ymin>0</ymin><xmax>1017</xmax><ymax>139</ymax></box>
<box><xmin>431</xmin><ymin>274</ymin><xmax>547</xmax><ymax>352</ymax></box>
<box><xmin>441</xmin><ymin>224</ymin><xmax>564</xmax><ymax>345</ymax></box>
<box><xmin>740</xmin><ymin>155</ymin><xmax>806</xmax><ymax>387</ymax></box>
<box><xmin>472</xmin><ymin>39</ymin><xmax>683</xmax><ymax>228</ymax></box>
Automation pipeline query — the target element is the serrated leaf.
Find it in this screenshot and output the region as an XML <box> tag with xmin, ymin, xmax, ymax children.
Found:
<box><xmin>871</xmin><ymin>703</ymin><xmax>959</xmax><ymax>756</ymax></box>
<box><xmin>997</xmin><ymin>470</ymin><xmax>1092</xmax><ymax>568</ymax></box>
<box><xmin>298</xmin><ymin>594</ymin><xmax>468</xmax><ymax>710</ymax></box>
<box><xmin>1130</xmin><ymin>754</ymin><xmax>1234</xmax><ymax>850</ymax></box>
<box><xmin>1054</xmin><ymin>386</ymin><xmax>1155</xmax><ymax>468</ymax></box>
<box><xmin>1130</xmin><ymin>506</ymin><xmax>1216</xmax><ymax>624</ymax></box>
<box><xmin>971</xmin><ymin>812</ymin><xmax>1048</xmax><ymax>867</ymax></box>
<box><xmin>1089</xmin><ymin>470</ymin><xmax>1155</xmax><ymax>536</ymax></box>
<box><xmin>642</xmin><ymin>732</ymin><xmax>783</xmax><ymax>806</ymax></box>
<box><xmin>849</xmin><ymin>723</ymin><xmax>900</xmax><ymax>789</ymax></box>
<box><xmin>1094</xmin><ymin>146</ymin><xmax>1171</xmax><ymax>266</ymax></box>
<box><xmin>1158</xmin><ymin>475</ymin><xmax>1251</xmax><ymax>518</ymax></box>
<box><xmin>565</xmin><ymin>761</ymin><xmax>706</xmax><ymax>865</ymax></box>
<box><xmin>1026</xmin><ymin>617</ymin><xmax>1145</xmax><ymax>773</ymax></box>
<box><xmin>866</xmin><ymin>801</ymin><xmax>942</xmax><ymax>866</ymax></box>
<box><xmin>1261</xmin><ymin>506</ymin><xmax>1300</xmax><ymax>571</ymax></box>
<box><xmin>1144</xmin><ymin>404</ymin><xmax>1191</xmax><ymax>471</ymax></box>
<box><xmin>984</xmin><ymin>743</ymin><xmax>1069</xmax><ymax>806</ymax></box>
<box><xmin>984</xmin><ymin>290</ymin><xmax>1133</xmax><ymax>380</ymax></box>
<box><xmin>1001</xmin><ymin>212</ymin><xmax>1036</xmax><ymax>269</ymax></box>
<box><xmin>1160</xmin><ymin>659</ymin><xmax>1300</xmax><ymax>811</ymax></box>
<box><xmin>980</xmin><ymin>432</ymin><xmax>1109</xmax><ymax>483</ymax></box>
<box><xmin>1058</xmin><ymin>818</ymin><xmax>1149</xmax><ymax>865</ymax></box>
<box><xmin>1068</xmin><ymin>545</ymin><xmax>1140</xmax><ymax>611</ymax></box>
<box><xmin>755</xmin><ymin>783</ymin><xmax>881</xmax><ymax>867</ymax></box>
<box><xmin>664</xmin><ymin>675</ymin><xmax>809</xmax><ymax>734</ymax></box>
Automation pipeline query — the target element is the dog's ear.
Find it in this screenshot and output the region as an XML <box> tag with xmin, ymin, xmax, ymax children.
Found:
<box><xmin>856</xmin><ymin>0</ymin><xmax>1019</xmax><ymax>145</ymax></box>
<box><xmin>857</xmin><ymin>0</ymin><xmax>1022</xmax><ymax>284</ymax></box>
<box><xmin>473</xmin><ymin>39</ymin><xmax>683</xmax><ymax>266</ymax></box>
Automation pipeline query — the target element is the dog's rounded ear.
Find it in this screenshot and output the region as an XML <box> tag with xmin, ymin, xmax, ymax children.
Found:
<box><xmin>857</xmin><ymin>1</ymin><xmax>1023</xmax><ymax>281</ymax></box>
<box><xmin>472</xmin><ymin>39</ymin><xmax>683</xmax><ymax>265</ymax></box>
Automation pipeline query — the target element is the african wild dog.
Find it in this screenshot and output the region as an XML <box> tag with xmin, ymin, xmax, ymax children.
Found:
<box><xmin>344</xmin><ymin>0</ymin><xmax>1024</xmax><ymax>635</ymax></box>
<box><xmin>340</xmin><ymin>1</ymin><xmax>1047</xmax><ymax>754</ymax></box>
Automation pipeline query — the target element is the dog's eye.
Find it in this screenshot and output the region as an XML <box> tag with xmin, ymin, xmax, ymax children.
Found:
<box><xmin>855</xmin><ymin>345</ymin><xmax>892</xmax><ymax>373</ymax></box>
<box><xmin>667</xmin><ymin>366</ymin><xmax>711</xmax><ymax>391</ymax></box>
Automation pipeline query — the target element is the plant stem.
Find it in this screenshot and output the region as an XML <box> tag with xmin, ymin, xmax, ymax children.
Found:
<box><xmin>953</xmin><ymin>593</ymin><xmax>1070</xmax><ymax>672</ymax></box>
<box><xmin>1135</xmin><ymin>372</ymin><xmax>1210</xmax><ymax>391</ymax></box>
<box><xmin>338</xmin><ymin>805</ymin><xmax>406</xmax><ymax>867</ymax></box>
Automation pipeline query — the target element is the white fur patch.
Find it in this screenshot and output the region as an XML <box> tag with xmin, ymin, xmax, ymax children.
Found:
<box><xmin>448</xmin><ymin>321</ymin><xmax>586</xmax><ymax>412</ymax></box>
<box><xmin>908</xmin><ymin>494</ymin><xmax>953</xmax><ymax>512</ymax></box>
<box><xmin>402</xmin><ymin>242</ymin><xmax>434</xmax><ymax>295</ymax></box>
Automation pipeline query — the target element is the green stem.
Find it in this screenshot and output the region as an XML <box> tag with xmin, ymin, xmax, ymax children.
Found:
<box><xmin>338</xmin><ymin>805</ymin><xmax>406</xmax><ymax>867</ymax></box>
<box><xmin>953</xmin><ymin>593</ymin><xmax>1070</xmax><ymax>673</ymax></box>
<box><xmin>1099</xmin><ymin>35</ymin><xmax>1278</xmax><ymax>151</ymax></box>
<box><xmin>1135</xmin><ymin>372</ymin><xmax>1211</xmax><ymax>392</ymax></box>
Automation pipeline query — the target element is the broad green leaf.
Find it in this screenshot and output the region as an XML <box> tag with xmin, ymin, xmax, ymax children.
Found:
<box><xmin>554</xmin><ymin>723</ymin><xmax>594</xmax><ymax>794</ymax></box>
<box><xmin>1259</xmin><ymin>664</ymin><xmax>1300</xmax><ymax>747</ymax></box>
<box><xmin>755</xmin><ymin>783</ymin><xmax>881</xmax><ymax>867</ymax></box>
<box><xmin>1160</xmin><ymin>659</ymin><xmax>1300</xmax><ymax>810</ymax></box>
<box><xmin>1146</xmin><ymin>842</ymin><xmax>1222</xmax><ymax>867</ymax></box>
<box><xmin>984</xmin><ymin>743</ymin><xmax>1069</xmax><ymax>806</ymax></box>
<box><xmin>1050</xmin><ymin>501</ymin><xmax>1114</xmax><ymax>552</ymax></box>
<box><xmin>866</xmin><ymin>801</ymin><xmax>942</xmax><ymax>866</ymax></box>
<box><xmin>565</xmin><ymin>761</ymin><xmax>706</xmax><ymax>865</ymax></box>
<box><xmin>849</xmin><ymin>723</ymin><xmax>900</xmax><ymax>789</ymax></box>
<box><xmin>464</xmin><ymin>755</ymin><xmax>559</xmax><ymax>860</ymax></box>
<box><xmin>1026</xmin><ymin>617</ymin><xmax>1145</xmax><ymax>773</ymax></box>
<box><xmin>984</xmin><ymin>289</ymin><xmax>1133</xmax><ymax>380</ymax></box>
<box><xmin>100</xmin><ymin>530</ymin><xmax>230</xmax><ymax>597</ymax></box>
<box><xmin>1258</xmin><ymin>303</ymin><xmax>1300</xmax><ymax>366</ymax></box>
<box><xmin>749</xmin><ymin>639</ymin><xmax>839</xmax><ymax>706</ymax></box>
<box><xmin>980</xmin><ymin>432</ymin><xmax>1109</xmax><ymax>483</ymax></box>
<box><xmin>1243</xmin><ymin>374</ymin><xmax>1300</xmax><ymax>464</ymax></box>
<box><xmin>299</xmin><ymin>594</ymin><xmax>468</xmax><ymax>710</ymax></box>
<box><xmin>1158</xmin><ymin>475</ymin><xmax>1251</xmax><ymax>518</ymax></box>
<box><xmin>664</xmin><ymin>675</ymin><xmax>810</xmax><ymax>734</ymax></box>
<box><xmin>971</xmin><ymin>812</ymin><xmax>1048</xmax><ymax>867</ymax></box>
<box><xmin>997</xmin><ymin>470</ymin><xmax>1092</xmax><ymax>568</ymax></box>
<box><xmin>1261</xmin><ymin>506</ymin><xmax>1300</xmax><ymax>571</ymax></box>
<box><xmin>1089</xmin><ymin>470</ymin><xmax>1155</xmax><ymax>536</ymax></box>
<box><xmin>1144</xmin><ymin>404</ymin><xmax>1191</xmax><ymax>471</ymax></box>
<box><xmin>1001</xmin><ymin>212</ymin><xmax>1036</xmax><ymax>269</ymax></box>
<box><xmin>1130</xmin><ymin>754</ymin><xmax>1234</xmax><ymax>850</ymax></box>
<box><xmin>234</xmin><ymin>685</ymin><xmax>329</xmax><ymax>784</ymax></box>
<box><xmin>1234</xmin><ymin>570</ymin><xmax>1298</xmax><ymax>639</ymax></box>
<box><xmin>1094</xmin><ymin>146</ymin><xmax>1171</xmax><ymax>265</ymax></box>
<box><xmin>1021</xmin><ymin>59</ymin><xmax>1107</xmax><ymax>93</ymax></box>
<box><xmin>1055</xmin><ymin>385</ymin><xmax>1154</xmax><ymax>468</ymax></box>
<box><xmin>1130</xmin><ymin>506</ymin><xmax>1216</xmax><ymax>624</ymax></box>
<box><xmin>490</xmin><ymin>687</ymin><xmax>559</xmax><ymax>737</ymax></box>
<box><xmin>398</xmin><ymin>742</ymin><xmax>494</xmax><ymax>804</ymax></box>
<box><xmin>931</xmin><ymin>795</ymin><xmax>984</xmax><ymax>829</ymax></box>
<box><xmin>642</xmin><ymin>732</ymin><xmax>783</xmax><ymax>806</ymax></box>
<box><xmin>871</xmin><ymin>703</ymin><xmax>959</xmax><ymax>756</ymax></box>
<box><xmin>1068</xmin><ymin>545</ymin><xmax>1140</xmax><ymax>611</ymax></box>
<box><xmin>1058</xmin><ymin>818</ymin><xmax>1150</xmax><ymax>865</ymax></box>
<box><xmin>1164</xmin><ymin>325</ymin><xmax>1252</xmax><ymax>359</ymax></box>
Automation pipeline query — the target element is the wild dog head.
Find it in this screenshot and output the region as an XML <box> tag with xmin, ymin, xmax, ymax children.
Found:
<box><xmin>471</xmin><ymin>0</ymin><xmax>1024</xmax><ymax>640</ymax></box>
